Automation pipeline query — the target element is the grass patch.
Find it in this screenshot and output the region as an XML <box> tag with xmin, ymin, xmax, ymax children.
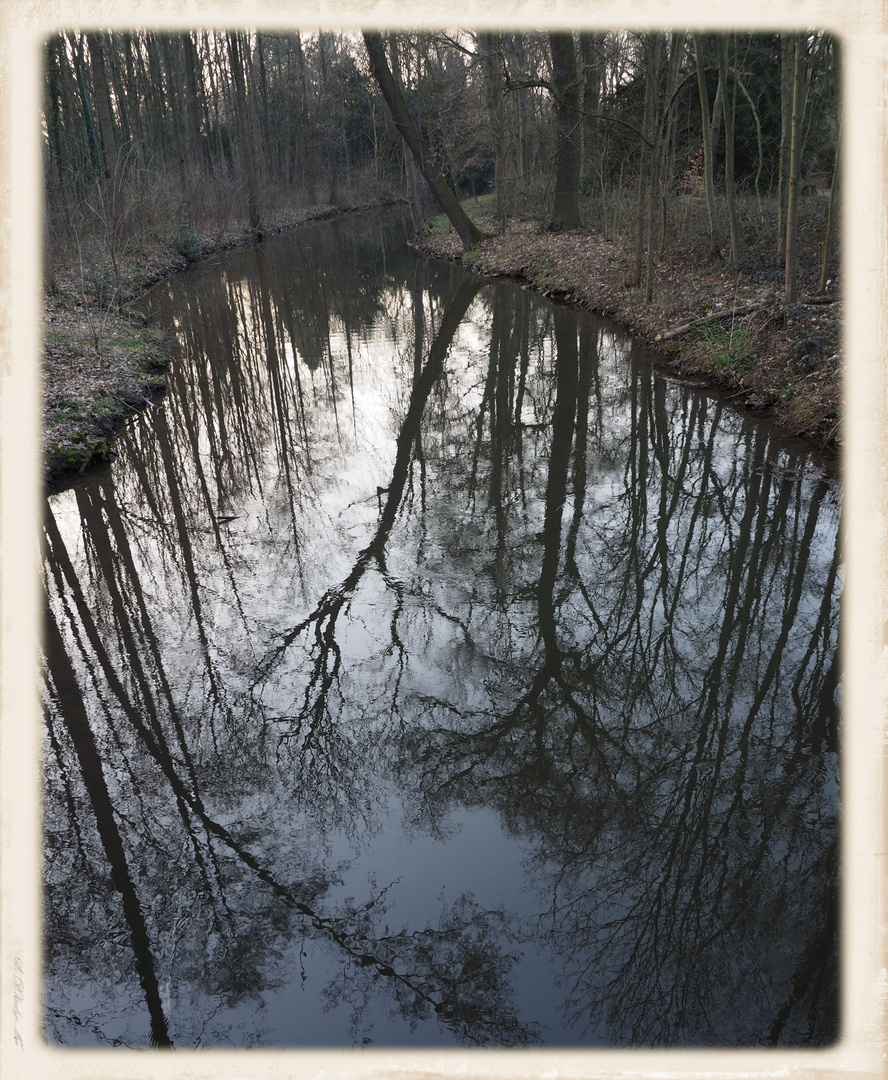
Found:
<box><xmin>178</xmin><ymin>221</ymin><xmax>202</xmax><ymax>260</ymax></box>
<box><xmin>778</xmin><ymin>378</ymin><xmax>800</xmax><ymax>403</ymax></box>
<box><xmin>465</xmin><ymin>191</ymin><xmax>496</xmax><ymax>210</ymax></box>
<box><xmin>109</xmin><ymin>327</ymin><xmax>145</xmax><ymax>351</ymax></box>
<box><xmin>696</xmin><ymin>321</ymin><xmax>755</xmax><ymax>376</ymax></box>
<box><xmin>531</xmin><ymin>260</ymin><xmax>555</xmax><ymax>287</ymax></box>
<box><xmin>55</xmin><ymin>393</ymin><xmax>120</xmax><ymax>422</ymax></box>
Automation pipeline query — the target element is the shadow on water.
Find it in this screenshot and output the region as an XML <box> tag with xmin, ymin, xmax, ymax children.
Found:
<box><xmin>43</xmin><ymin>209</ymin><xmax>840</xmax><ymax>1048</ymax></box>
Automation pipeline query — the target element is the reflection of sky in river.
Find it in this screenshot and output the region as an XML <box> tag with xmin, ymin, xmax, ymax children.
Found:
<box><xmin>44</xmin><ymin>212</ymin><xmax>840</xmax><ymax>1049</ymax></box>
<box><xmin>255</xmin><ymin>800</ymin><xmax>576</xmax><ymax>1047</ymax></box>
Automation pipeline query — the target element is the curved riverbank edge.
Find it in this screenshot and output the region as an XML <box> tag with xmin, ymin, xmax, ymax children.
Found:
<box><xmin>45</xmin><ymin>200</ymin><xmax>840</xmax><ymax>492</ymax></box>
<box><xmin>44</xmin><ymin>201</ymin><xmax>404</xmax><ymax>492</ymax></box>
<box><xmin>412</xmin><ymin>220</ymin><xmax>840</xmax><ymax>463</ymax></box>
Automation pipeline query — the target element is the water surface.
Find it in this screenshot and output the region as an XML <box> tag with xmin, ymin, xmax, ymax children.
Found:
<box><xmin>44</xmin><ymin>210</ymin><xmax>840</xmax><ymax>1049</ymax></box>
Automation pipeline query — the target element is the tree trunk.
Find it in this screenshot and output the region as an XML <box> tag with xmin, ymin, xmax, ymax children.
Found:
<box><xmin>292</xmin><ymin>33</ymin><xmax>313</xmax><ymax>202</ymax></box>
<box><xmin>657</xmin><ymin>32</ymin><xmax>685</xmax><ymax>256</ymax></box>
<box><xmin>202</xmin><ymin>33</ymin><xmax>227</xmax><ymax>175</ymax></box>
<box><xmin>181</xmin><ymin>33</ymin><xmax>206</xmax><ymax>169</ymax></box>
<box><xmin>227</xmin><ymin>31</ymin><xmax>262</xmax><ymax>237</ymax></box>
<box><xmin>632</xmin><ymin>37</ymin><xmax>656</xmax><ymax>287</ymax></box>
<box><xmin>777</xmin><ymin>33</ymin><xmax>794</xmax><ymax>262</ymax></box>
<box><xmin>579</xmin><ymin>32</ymin><xmax>603</xmax><ymax>195</ymax></box>
<box><xmin>481</xmin><ymin>32</ymin><xmax>506</xmax><ymax>229</ymax></box>
<box><xmin>318</xmin><ymin>32</ymin><xmax>338</xmax><ymax>204</ymax></box>
<box><xmin>104</xmin><ymin>38</ymin><xmax>131</xmax><ymax>148</ymax></box>
<box><xmin>505</xmin><ymin>35</ymin><xmax>531</xmax><ymax>189</ymax></box>
<box><xmin>820</xmin><ymin>47</ymin><xmax>840</xmax><ymax>294</ymax></box>
<box><xmin>44</xmin><ymin>38</ymin><xmax>67</xmax><ymax>192</ymax></box>
<box><xmin>693</xmin><ymin>34</ymin><xmax>720</xmax><ymax>260</ymax></box>
<box><xmin>362</xmin><ymin>31</ymin><xmax>485</xmax><ymax>250</ymax></box>
<box><xmin>389</xmin><ymin>35</ymin><xmax>426</xmax><ymax>236</ymax></box>
<box><xmin>73</xmin><ymin>35</ymin><xmax>104</xmax><ymax>178</ymax></box>
<box><xmin>784</xmin><ymin>33</ymin><xmax>807</xmax><ymax>307</ymax></box>
<box><xmin>159</xmin><ymin>35</ymin><xmax>190</xmax><ymax>208</ymax></box>
<box><xmin>643</xmin><ymin>34</ymin><xmax>662</xmax><ymax>302</ymax></box>
<box><xmin>254</xmin><ymin>34</ymin><xmax>272</xmax><ymax>186</ymax></box>
<box><xmin>819</xmin><ymin>151</ymin><xmax>838</xmax><ymax>294</ymax></box>
<box><xmin>121</xmin><ymin>33</ymin><xmax>144</xmax><ymax>161</ymax></box>
<box><xmin>86</xmin><ymin>32</ymin><xmax>118</xmax><ymax>186</ymax></box>
<box><xmin>548</xmin><ymin>32</ymin><xmax>582</xmax><ymax>229</ymax></box>
<box><xmin>143</xmin><ymin>34</ymin><xmax>171</xmax><ymax>170</ymax></box>
<box><xmin>718</xmin><ymin>35</ymin><xmax>741</xmax><ymax>268</ymax></box>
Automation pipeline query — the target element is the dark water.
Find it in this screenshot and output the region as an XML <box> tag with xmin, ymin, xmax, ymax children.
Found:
<box><xmin>43</xmin><ymin>210</ymin><xmax>840</xmax><ymax>1049</ymax></box>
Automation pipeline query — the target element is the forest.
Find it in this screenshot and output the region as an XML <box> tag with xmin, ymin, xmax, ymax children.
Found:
<box><xmin>43</xmin><ymin>30</ymin><xmax>840</xmax><ymax>272</ymax></box>
<box><xmin>42</xmin><ymin>29</ymin><xmax>841</xmax><ymax>482</ymax></box>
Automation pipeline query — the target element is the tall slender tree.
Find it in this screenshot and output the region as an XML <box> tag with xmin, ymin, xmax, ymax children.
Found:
<box><xmin>693</xmin><ymin>34</ymin><xmax>721</xmax><ymax>261</ymax></box>
<box><xmin>227</xmin><ymin>31</ymin><xmax>263</xmax><ymax>237</ymax></box>
<box><xmin>784</xmin><ymin>32</ymin><xmax>807</xmax><ymax>306</ymax></box>
<box><xmin>717</xmin><ymin>35</ymin><xmax>741</xmax><ymax>268</ymax></box>
<box><xmin>480</xmin><ymin>32</ymin><xmax>507</xmax><ymax>230</ymax></box>
<box><xmin>777</xmin><ymin>33</ymin><xmax>794</xmax><ymax>262</ymax></box>
<box><xmin>632</xmin><ymin>34</ymin><xmax>657</xmax><ymax>288</ymax></box>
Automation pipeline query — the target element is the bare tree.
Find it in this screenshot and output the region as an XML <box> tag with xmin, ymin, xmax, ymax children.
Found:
<box><xmin>693</xmin><ymin>34</ymin><xmax>721</xmax><ymax>261</ymax></box>
<box><xmin>548</xmin><ymin>32</ymin><xmax>582</xmax><ymax>229</ymax></box>
<box><xmin>784</xmin><ymin>33</ymin><xmax>807</xmax><ymax>306</ymax></box>
<box><xmin>363</xmin><ymin>30</ymin><xmax>486</xmax><ymax>249</ymax></box>
<box><xmin>717</xmin><ymin>35</ymin><xmax>741</xmax><ymax>268</ymax></box>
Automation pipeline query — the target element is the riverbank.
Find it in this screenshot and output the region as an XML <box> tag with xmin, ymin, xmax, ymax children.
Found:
<box><xmin>414</xmin><ymin>205</ymin><xmax>840</xmax><ymax>455</ymax></box>
<box><xmin>43</xmin><ymin>202</ymin><xmax>394</xmax><ymax>490</ymax></box>
<box><xmin>45</xmin><ymin>196</ymin><xmax>840</xmax><ymax>489</ymax></box>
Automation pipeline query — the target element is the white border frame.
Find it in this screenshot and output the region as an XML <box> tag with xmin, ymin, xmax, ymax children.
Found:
<box><xmin>2</xmin><ymin>4</ymin><xmax>884</xmax><ymax>1078</ymax></box>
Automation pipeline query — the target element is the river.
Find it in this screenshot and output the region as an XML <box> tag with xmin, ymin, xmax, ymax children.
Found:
<box><xmin>43</xmin><ymin>209</ymin><xmax>840</xmax><ymax>1048</ymax></box>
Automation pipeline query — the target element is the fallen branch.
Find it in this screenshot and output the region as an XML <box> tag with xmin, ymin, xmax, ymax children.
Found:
<box><xmin>655</xmin><ymin>303</ymin><xmax>766</xmax><ymax>341</ymax></box>
<box><xmin>655</xmin><ymin>292</ymin><xmax>838</xmax><ymax>342</ymax></box>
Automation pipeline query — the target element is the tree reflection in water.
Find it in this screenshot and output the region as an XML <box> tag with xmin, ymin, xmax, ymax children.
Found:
<box><xmin>44</xmin><ymin>211</ymin><xmax>839</xmax><ymax>1048</ymax></box>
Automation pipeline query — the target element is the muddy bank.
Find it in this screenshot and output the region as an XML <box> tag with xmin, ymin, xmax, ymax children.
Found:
<box><xmin>44</xmin><ymin>202</ymin><xmax>401</xmax><ymax>491</ymax></box>
<box><xmin>414</xmin><ymin>214</ymin><xmax>840</xmax><ymax>457</ymax></box>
